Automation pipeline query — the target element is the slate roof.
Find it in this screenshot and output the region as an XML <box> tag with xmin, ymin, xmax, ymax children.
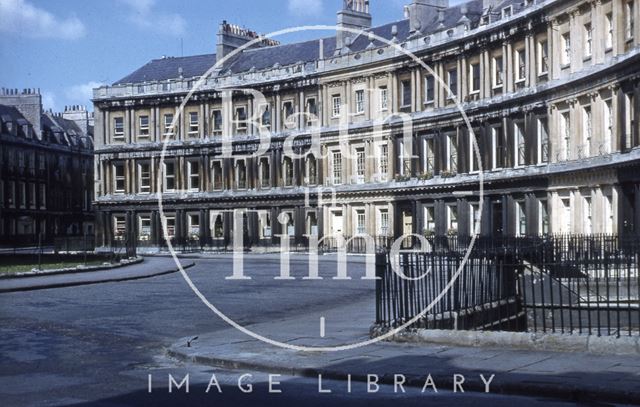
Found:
<box><xmin>0</xmin><ymin>104</ymin><xmax>26</xmax><ymax>123</ymax></box>
<box><xmin>114</xmin><ymin>53</ymin><xmax>218</xmax><ymax>85</ymax></box>
<box><xmin>112</xmin><ymin>0</ymin><xmax>511</xmax><ymax>86</ymax></box>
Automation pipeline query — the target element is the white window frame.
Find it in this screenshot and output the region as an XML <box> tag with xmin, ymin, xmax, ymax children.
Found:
<box><xmin>537</xmin><ymin>40</ymin><xmax>549</xmax><ymax>75</ymax></box>
<box><xmin>605</xmin><ymin>12</ymin><xmax>614</xmax><ymax>49</ymax></box>
<box><xmin>331</xmin><ymin>151</ymin><xmax>343</xmax><ymax>185</ymax></box>
<box><xmin>113</xmin><ymin>215</ymin><xmax>126</xmax><ymax>240</ymax></box>
<box><xmin>355</xmin><ymin>209</ymin><xmax>366</xmax><ymax>235</ymax></box>
<box><xmin>604</xmin><ymin>99</ymin><xmax>613</xmax><ymax>154</ymax></box>
<box><xmin>401</xmin><ymin>80</ymin><xmax>411</xmax><ymax>107</ymax></box>
<box><xmin>355</xmin><ymin>89</ymin><xmax>365</xmax><ymax>114</ymax></box>
<box><xmin>236</xmin><ymin>159</ymin><xmax>248</xmax><ymax>190</ymax></box>
<box><xmin>163</xmin><ymin>161</ymin><xmax>176</xmax><ymax>192</ymax></box>
<box><xmin>603</xmin><ymin>194</ymin><xmax>614</xmax><ymax>234</ymax></box>
<box><xmin>354</xmin><ymin>147</ymin><xmax>365</xmax><ymax>184</ymax></box>
<box><xmin>446</xmin><ymin>134</ymin><xmax>457</xmax><ymax>172</ymax></box>
<box><xmin>582</xmin><ymin>106</ymin><xmax>592</xmax><ymax>157</ymax></box>
<box><xmin>560</xmin><ymin>111</ymin><xmax>571</xmax><ymax>160</ymax></box>
<box><xmin>113</xmin><ymin>117</ymin><xmax>124</xmax><ymax>139</ymax></box>
<box><xmin>537</xmin><ymin>117</ymin><xmax>549</xmax><ymax>164</ymax></box>
<box><xmin>211</xmin><ymin>160</ymin><xmax>223</xmax><ymax>191</ymax></box>
<box><xmin>516</xmin><ymin>200</ymin><xmax>527</xmax><ymax>237</ymax></box>
<box><xmin>514</xmin><ymin>121</ymin><xmax>526</xmax><ymax>167</ymax></box>
<box><xmin>424</xmin><ymin>205</ymin><xmax>436</xmax><ymax>235</ymax></box>
<box><xmin>113</xmin><ymin>163</ymin><xmax>125</xmax><ymax>194</ymax></box>
<box><xmin>491</xmin><ymin>125</ymin><xmax>504</xmax><ymax>170</ymax></box>
<box><xmin>584</xmin><ymin>23</ymin><xmax>593</xmax><ymax>58</ymax></box>
<box><xmin>492</xmin><ymin>55</ymin><xmax>504</xmax><ymax>88</ymax></box>
<box><xmin>332</xmin><ymin>96</ymin><xmax>342</xmax><ymax>118</ymax></box>
<box><xmin>447</xmin><ymin>69</ymin><xmax>458</xmax><ymax>98</ymax></box>
<box><xmin>138</xmin><ymin>115</ymin><xmax>150</xmax><ymax>138</ymax></box>
<box><xmin>164</xmin><ymin>113</ymin><xmax>174</xmax><ymax>136</ymax></box>
<box><xmin>583</xmin><ymin>196</ymin><xmax>593</xmax><ymax>234</ymax></box>
<box><xmin>138</xmin><ymin>215</ymin><xmax>151</xmax><ymax>240</ymax></box>
<box><xmin>234</xmin><ymin>106</ymin><xmax>248</xmax><ymax>131</ymax></box>
<box><xmin>188</xmin><ymin>111</ymin><xmax>199</xmax><ymax>136</ymax></box>
<box><xmin>378</xmin><ymin>143</ymin><xmax>388</xmax><ymax>179</ymax></box>
<box><xmin>378</xmin><ymin>208</ymin><xmax>389</xmax><ymax>236</ymax></box>
<box><xmin>138</xmin><ymin>162</ymin><xmax>151</xmax><ymax>194</ymax></box>
<box><xmin>424</xmin><ymin>75</ymin><xmax>435</xmax><ymax>103</ymax></box>
<box><xmin>447</xmin><ymin>205</ymin><xmax>458</xmax><ymax>233</ymax></box>
<box><xmin>539</xmin><ymin>200</ymin><xmax>550</xmax><ymax>235</ymax></box>
<box><xmin>164</xmin><ymin>215</ymin><xmax>176</xmax><ymax>238</ymax></box>
<box><xmin>188</xmin><ymin>213</ymin><xmax>201</xmax><ymax>238</ymax></box>
<box><xmin>379</xmin><ymin>87</ymin><xmax>388</xmax><ymax>111</ymax></box>
<box><xmin>469</xmin><ymin>203</ymin><xmax>479</xmax><ymax>236</ymax></box>
<box><xmin>211</xmin><ymin>109</ymin><xmax>223</xmax><ymax>134</ymax></box>
<box><xmin>626</xmin><ymin>1</ymin><xmax>635</xmax><ymax>40</ymax></box>
<box><xmin>562</xmin><ymin>33</ymin><xmax>571</xmax><ymax>66</ymax></box>
<box><xmin>469</xmin><ymin>62</ymin><xmax>480</xmax><ymax>94</ymax></box>
<box><xmin>515</xmin><ymin>48</ymin><xmax>526</xmax><ymax>82</ymax></box>
<box><xmin>187</xmin><ymin>160</ymin><xmax>200</xmax><ymax>192</ymax></box>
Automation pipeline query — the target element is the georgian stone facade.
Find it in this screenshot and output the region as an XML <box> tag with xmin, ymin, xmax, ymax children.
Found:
<box><xmin>93</xmin><ymin>0</ymin><xmax>640</xmax><ymax>250</ymax></box>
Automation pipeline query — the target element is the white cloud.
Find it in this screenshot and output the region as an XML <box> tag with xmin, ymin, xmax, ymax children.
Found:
<box><xmin>41</xmin><ymin>91</ymin><xmax>57</xmax><ymax>112</ymax></box>
<box><xmin>0</xmin><ymin>0</ymin><xmax>85</xmax><ymax>39</ymax></box>
<box><xmin>65</xmin><ymin>81</ymin><xmax>104</xmax><ymax>105</ymax></box>
<box><xmin>118</xmin><ymin>0</ymin><xmax>186</xmax><ymax>36</ymax></box>
<box><xmin>288</xmin><ymin>0</ymin><xmax>323</xmax><ymax>18</ymax></box>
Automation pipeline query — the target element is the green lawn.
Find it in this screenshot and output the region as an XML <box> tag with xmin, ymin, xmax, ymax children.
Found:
<box><xmin>0</xmin><ymin>260</ymin><xmax>108</xmax><ymax>274</ymax></box>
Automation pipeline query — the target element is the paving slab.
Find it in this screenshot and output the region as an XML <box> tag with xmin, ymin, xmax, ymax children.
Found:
<box><xmin>168</xmin><ymin>298</ymin><xmax>640</xmax><ymax>404</ymax></box>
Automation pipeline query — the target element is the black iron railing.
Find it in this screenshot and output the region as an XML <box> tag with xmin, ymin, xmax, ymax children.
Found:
<box><xmin>375</xmin><ymin>235</ymin><xmax>640</xmax><ymax>337</ymax></box>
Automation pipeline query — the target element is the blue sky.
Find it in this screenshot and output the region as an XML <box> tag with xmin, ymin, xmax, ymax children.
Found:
<box><xmin>0</xmin><ymin>0</ymin><xmax>462</xmax><ymax>112</ymax></box>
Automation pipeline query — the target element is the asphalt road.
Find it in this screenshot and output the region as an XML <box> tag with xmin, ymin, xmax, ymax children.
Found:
<box><xmin>0</xmin><ymin>256</ymin><xmax>577</xmax><ymax>406</ymax></box>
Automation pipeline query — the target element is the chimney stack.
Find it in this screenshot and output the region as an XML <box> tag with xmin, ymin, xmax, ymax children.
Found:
<box><xmin>406</xmin><ymin>0</ymin><xmax>449</xmax><ymax>37</ymax></box>
<box><xmin>216</xmin><ymin>20</ymin><xmax>280</xmax><ymax>65</ymax></box>
<box><xmin>336</xmin><ymin>0</ymin><xmax>372</xmax><ymax>53</ymax></box>
<box><xmin>63</xmin><ymin>105</ymin><xmax>90</xmax><ymax>136</ymax></box>
<box><xmin>0</xmin><ymin>87</ymin><xmax>42</xmax><ymax>138</ymax></box>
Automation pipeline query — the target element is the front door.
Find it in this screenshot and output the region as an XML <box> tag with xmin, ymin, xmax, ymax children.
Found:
<box><xmin>402</xmin><ymin>209</ymin><xmax>413</xmax><ymax>247</ymax></box>
<box><xmin>331</xmin><ymin>211</ymin><xmax>343</xmax><ymax>235</ymax></box>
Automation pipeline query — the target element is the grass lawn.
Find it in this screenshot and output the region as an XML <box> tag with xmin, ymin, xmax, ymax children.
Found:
<box><xmin>0</xmin><ymin>260</ymin><xmax>108</xmax><ymax>274</ymax></box>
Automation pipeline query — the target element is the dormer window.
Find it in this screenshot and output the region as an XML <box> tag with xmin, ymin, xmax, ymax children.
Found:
<box><xmin>502</xmin><ymin>6</ymin><xmax>512</xmax><ymax>19</ymax></box>
<box><xmin>23</xmin><ymin>124</ymin><xmax>32</xmax><ymax>139</ymax></box>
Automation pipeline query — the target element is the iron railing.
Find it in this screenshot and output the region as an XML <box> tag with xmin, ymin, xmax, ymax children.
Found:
<box><xmin>375</xmin><ymin>235</ymin><xmax>640</xmax><ymax>337</ymax></box>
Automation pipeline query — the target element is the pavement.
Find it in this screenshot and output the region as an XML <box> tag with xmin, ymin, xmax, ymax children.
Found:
<box><xmin>1</xmin><ymin>254</ymin><xmax>638</xmax><ymax>405</ymax></box>
<box><xmin>169</xmin><ymin>297</ymin><xmax>640</xmax><ymax>405</ymax></box>
<box><xmin>0</xmin><ymin>256</ymin><xmax>194</xmax><ymax>293</ymax></box>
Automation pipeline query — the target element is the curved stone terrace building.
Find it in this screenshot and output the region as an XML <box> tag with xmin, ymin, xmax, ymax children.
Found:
<box><xmin>93</xmin><ymin>0</ymin><xmax>640</xmax><ymax>251</ymax></box>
